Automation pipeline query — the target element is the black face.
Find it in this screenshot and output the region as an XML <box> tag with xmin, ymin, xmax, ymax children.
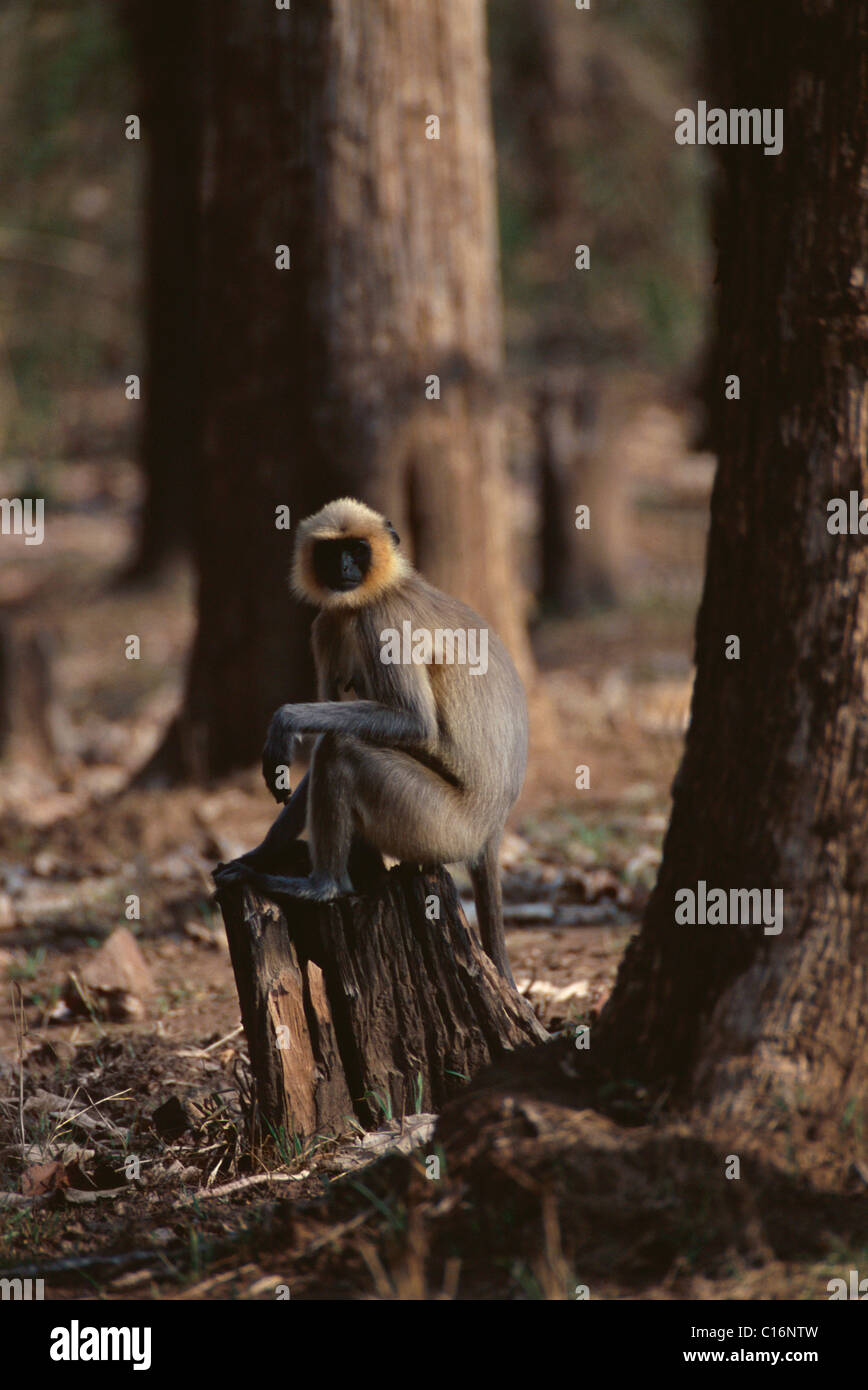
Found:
<box><xmin>313</xmin><ymin>537</ymin><xmax>372</xmax><ymax>591</ymax></box>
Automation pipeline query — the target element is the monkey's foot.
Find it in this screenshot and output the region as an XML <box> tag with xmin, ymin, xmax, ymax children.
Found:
<box><xmin>213</xmin><ymin>862</ymin><xmax>347</xmax><ymax>902</ymax></box>
<box><xmin>257</xmin><ymin>872</ymin><xmax>346</xmax><ymax>901</ymax></box>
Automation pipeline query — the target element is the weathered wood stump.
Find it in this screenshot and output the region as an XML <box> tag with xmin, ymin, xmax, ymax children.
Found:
<box><xmin>216</xmin><ymin>842</ymin><xmax>548</xmax><ymax>1142</ymax></box>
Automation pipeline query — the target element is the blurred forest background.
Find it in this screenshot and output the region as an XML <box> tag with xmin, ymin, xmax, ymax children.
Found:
<box><xmin>4</xmin><ymin>0</ymin><xmax>818</xmax><ymax>1302</ymax></box>
<box><xmin>3</xmin><ymin>0</ymin><xmax>868</xmax><ymax>1308</ymax></box>
<box><xmin>0</xmin><ymin>0</ymin><xmax>710</xmax><ymax>814</ymax></box>
<box><xmin>0</xmin><ymin>0</ymin><xmax>717</xmax><ymax>1034</ymax></box>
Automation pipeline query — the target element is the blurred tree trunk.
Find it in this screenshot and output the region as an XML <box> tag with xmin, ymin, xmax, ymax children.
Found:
<box><xmin>491</xmin><ymin>0</ymin><xmax>620</xmax><ymax>615</ymax></box>
<box><xmin>534</xmin><ymin>370</ymin><xmax>622</xmax><ymax>613</ymax></box>
<box><xmin>599</xmin><ymin>0</ymin><xmax>868</xmax><ymax>1153</ymax></box>
<box><xmin>146</xmin><ymin>0</ymin><xmax>530</xmax><ymax>782</ymax></box>
<box><xmin>120</xmin><ymin>0</ymin><xmax>201</xmax><ymax>581</ymax></box>
<box><xmin>489</xmin><ymin>0</ymin><xmax>564</xmax><ymax>227</ymax></box>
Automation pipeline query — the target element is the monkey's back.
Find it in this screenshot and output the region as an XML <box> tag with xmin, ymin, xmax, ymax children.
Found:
<box><xmin>317</xmin><ymin>575</ymin><xmax>528</xmax><ymax>822</ymax></box>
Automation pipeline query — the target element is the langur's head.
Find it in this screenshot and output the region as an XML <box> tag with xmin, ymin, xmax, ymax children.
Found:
<box><xmin>292</xmin><ymin>498</ymin><xmax>408</xmax><ymax>608</ymax></box>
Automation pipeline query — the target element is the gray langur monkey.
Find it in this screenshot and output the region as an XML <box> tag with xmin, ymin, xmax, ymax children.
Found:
<box><xmin>213</xmin><ymin>497</ymin><xmax>528</xmax><ymax>985</ymax></box>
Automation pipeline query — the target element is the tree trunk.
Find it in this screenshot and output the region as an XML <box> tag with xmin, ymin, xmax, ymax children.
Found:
<box><xmin>0</xmin><ymin>622</ymin><xmax>60</xmax><ymax>765</ymax></box>
<box><xmin>599</xmin><ymin>0</ymin><xmax>868</xmax><ymax>1155</ymax></box>
<box><xmin>489</xmin><ymin>0</ymin><xmax>566</xmax><ymax>233</ymax></box>
<box><xmin>534</xmin><ymin>370</ymin><xmax>619</xmax><ymax>613</ymax></box>
<box><xmin>119</xmin><ymin>0</ymin><xmax>201</xmax><ymax>581</ymax></box>
<box><xmin>148</xmin><ymin>0</ymin><xmax>531</xmax><ymax>782</ymax></box>
<box><xmin>217</xmin><ymin>845</ymin><xmax>546</xmax><ymax>1141</ymax></box>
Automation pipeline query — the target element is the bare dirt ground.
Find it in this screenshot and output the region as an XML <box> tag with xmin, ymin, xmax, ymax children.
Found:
<box><xmin>5</xmin><ymin>404</ymin><xmax>850</xmax><ymax>1300</ymax></box>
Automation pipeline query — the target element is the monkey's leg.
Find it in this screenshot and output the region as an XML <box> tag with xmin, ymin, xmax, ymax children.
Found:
<box><xmin>259</xmin><ymin>730</ymin><xmax>357</xmax><ymax>898</ymax></box>
<box><xmin>230</xmin><ymin>735</ymin><xmax>461</xmax><ymax>903</ymax></box>
<box><xmin>468</xmin><ymin>836</ymin><xmax>515</xmax><ymax>986</ymax></box>
<box><xmin>220</xmin><ymin>734</ymin><xmax>357</xmax><ymax>902</ymax></box>
<box><xmin>262</xmin><ymin>699</ymin><xmax>434</xmax><ymax>801</ymax></box>
<box><xmin>350</xmin><ymin>749</ymin><xmax>517</xmax><ymax>983</ymax></box>
<box><xmin>212</xmin><ymin>772</ymin><xmax>309</xmax><ymax>887</ymax></box>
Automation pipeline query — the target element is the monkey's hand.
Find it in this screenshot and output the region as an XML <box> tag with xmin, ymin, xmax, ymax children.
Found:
<box><xmin>212</xmin><ymin>844</ymin><xmax>268</xmax><ymax>888</ymax></box>
<box><xmin>212</xmin><ymin>858</ymin><xmax>250</xmax><ymax>888</ymax></box>
<box><xmin>262</xmin><ymin>705</ymin><xmax>301</xmax><ymax>803</ymax></box>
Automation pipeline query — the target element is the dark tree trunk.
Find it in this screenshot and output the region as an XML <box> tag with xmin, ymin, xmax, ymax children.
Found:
<box><xmin>146</xmin><ymin>0</ymin><xmax>531</xmax><ymax>782</ymax></box>
<box><xmin>218</xmin><ymin>847</ymin><xmax>546</xmax><ymax>1141</ymax></box>
<box><xmin>599</xmin><ymin>1</ymin><xmax>868</xmax><ymax>1153</ymax></box>
<box><xmin>120</xmin><ymin>0</ymin><xmax>202</xmax><ymax>581</ymax></box>
<box><xmin>489</xmin><ymin>0</ymin><xmax>565</xmax><ymax>229</ymax></box>
<box><xmin>534</xmin><ymin>371</ymin><xmax>619</xmax><ymax>613</ymax></box>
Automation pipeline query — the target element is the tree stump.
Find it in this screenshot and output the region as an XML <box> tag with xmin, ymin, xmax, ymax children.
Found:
<box><xmin>216</xmin><ymin>842</ymin><xmax>548</xmax><ymax>1142</ymax></box>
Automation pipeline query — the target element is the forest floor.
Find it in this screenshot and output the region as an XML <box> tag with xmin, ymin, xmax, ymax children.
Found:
<box><xmin>1</xmin><ymin>402</ymin><xmax>862</xmax><ymax>1300</ymax></box>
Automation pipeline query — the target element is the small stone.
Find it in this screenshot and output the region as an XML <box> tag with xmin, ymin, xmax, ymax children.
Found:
<box><xmin>80</xmin><ymin>927</ymin><xmax>155</xmax><ymax>998</ymax></box>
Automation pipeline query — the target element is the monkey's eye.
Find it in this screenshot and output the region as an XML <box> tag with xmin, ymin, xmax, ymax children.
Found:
<box><xmin>385</xmin><ymin>520</ymin><xmax>400</xmax><ymax>546</ymax></box>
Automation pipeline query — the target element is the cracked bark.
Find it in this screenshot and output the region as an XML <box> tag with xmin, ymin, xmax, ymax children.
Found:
<box><xmin>598</xmin><ymin>1</ymin><xmax>868</xmax><ymax>1154</ymax></box>
<box><xmin>218</xmin><ymin>847</ymin><xmax>547</xmax><ymax>1140</ymax></box>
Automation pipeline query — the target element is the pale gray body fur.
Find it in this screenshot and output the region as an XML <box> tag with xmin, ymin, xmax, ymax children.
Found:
<box><xmin>214</xmin><ymin>509</ymin><xmax>527</xmax><ymax>985</ymax></box>
<box><xmin>305</xmin><ymin>577</ymin><xmax>527</xmax><ymax>868</ymax></box>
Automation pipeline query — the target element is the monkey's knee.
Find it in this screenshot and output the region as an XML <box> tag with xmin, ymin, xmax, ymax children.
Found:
<box><xmin>310</xmin><ymin>734</ymin><xmax>358</xmax><ymax>800</ymax></box>
<box><xmin>310</xmin><ymin>732</ymin><xmax>358</xmax><ymax>795</ymax></box>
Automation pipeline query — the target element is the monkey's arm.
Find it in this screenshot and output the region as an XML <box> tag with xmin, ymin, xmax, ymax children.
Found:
<box><xmin>262</xmin><ymin>697</ymin><xmax>436</xmax><ymax>800</ymax></box>
<box><xmin>212</xmin><ymin>772</ymin><xmax>309</xmax><ymax>886</ymax></box>
<box><xmin>274</xmin><ymin>700</ymin><xmax>433</xmax><ymax>743</ymax></box>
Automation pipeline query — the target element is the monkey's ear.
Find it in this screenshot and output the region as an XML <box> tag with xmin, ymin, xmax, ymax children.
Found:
<box><xmin>385</xmin><ymin>520</ymin><xmax>400</xmax><ymax>547</ymax></box>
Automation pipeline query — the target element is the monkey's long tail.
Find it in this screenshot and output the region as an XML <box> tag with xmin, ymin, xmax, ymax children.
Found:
<box><xmin>468</xmin><ymin>836</ymin><xmax>515</xmax><ymax>987</ymax></box>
